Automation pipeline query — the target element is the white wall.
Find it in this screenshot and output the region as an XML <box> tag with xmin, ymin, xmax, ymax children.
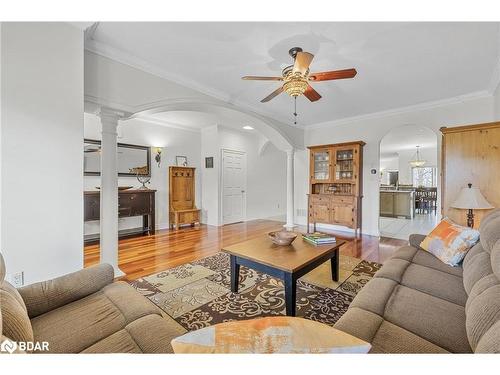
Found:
<box><xmin>494</xmin><ymin>83</ymin><xmax>500</xmax><ymax>119</ymax></box>
<box><xmin>84</xmin><ymin>113</ymin><xmax>202</xmax><ymax>233</ymax></box>
<box><xmin>200</xmin><ymin>126</ymin><xmax>287</xmax><ymax>226</ymax></box>
<box><xmin>218</xmin><ymin>127</ymin><xmax>287</xmax><ymax>222</ymax></box>
<box><xmin>395</xmin><ymin>147</ymin><xmax>437</xmax><ymax>184</ymax></box>
<box><xmin>200</xmin><ymin>125</ymin><xmax>220</xmax><ymax>226</ymax></box>
<box><xmin>1</xmin><ymin>23</ymin><xmax>84</xmax><ymax>284</ymax></box>
<box><xmin>299</xmin><ymin>95</ymin><xmax>495</xmax><ymax>236</ymax></box>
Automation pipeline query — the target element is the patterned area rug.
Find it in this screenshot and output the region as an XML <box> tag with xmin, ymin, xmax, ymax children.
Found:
<box><xmin>129</xmin><ymin>252</ymin><xmax>381</xmax><ymax>332</ymax></box>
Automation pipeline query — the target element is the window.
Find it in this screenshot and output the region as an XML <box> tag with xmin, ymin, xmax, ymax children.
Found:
<box><xmin>412</xmin><ymin>167</ymin><xmax>437</xmax><ymax>187</ymax></box>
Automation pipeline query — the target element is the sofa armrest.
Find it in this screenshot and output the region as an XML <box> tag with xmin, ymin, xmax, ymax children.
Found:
<box><xmin>17</xmin><ymin>263</ymin><xmax>114</xmax><ymax>318</ymax></box>
<box><xmin>409</xmin><ymin>234</ymin><xmax>426</xmax><ymax>250</ymax></box>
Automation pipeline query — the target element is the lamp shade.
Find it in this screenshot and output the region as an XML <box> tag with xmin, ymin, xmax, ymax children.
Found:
<box><xmin>451</xmin><ymin>185</ymin><xmax>493</xmax><ymax>210</ymax></box>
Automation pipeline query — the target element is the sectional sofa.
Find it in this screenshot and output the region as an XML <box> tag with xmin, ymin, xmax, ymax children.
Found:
<box><xmin>0</xmin><ymin>256</ymin><xmax>181</xmax><ymax>353</ymax></box>
<box><xmin>335</xmin><ymin>209</ymin><xmax>500</xmax><ymax>353</ymax></box>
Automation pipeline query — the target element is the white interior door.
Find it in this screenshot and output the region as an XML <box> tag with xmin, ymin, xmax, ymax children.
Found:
<box><xmin>221</xmin><ymin>149</ymin><xmax>246</xmax><ymax>225</ymax></box>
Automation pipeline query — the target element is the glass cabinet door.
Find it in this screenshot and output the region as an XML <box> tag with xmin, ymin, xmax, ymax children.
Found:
<box><xmin>334</xmin><ymin>147</ymin><xmax>356</xmax><ymax>182</ymax></box>
<box><xmin>312</xmin><ymin>150</ymin><xmax>330</xmax><ymax>181</ymax></box>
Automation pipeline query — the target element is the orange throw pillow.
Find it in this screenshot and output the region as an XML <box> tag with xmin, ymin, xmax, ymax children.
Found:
<box><xmin>171</xmin><ymin>316</ymin><xmax>371</xmax><ymax>354</ymax></box>
<box><xmin>420</xmin><ymin>218</ymin><xmax>480</xmax><ymax>267</ymax></box>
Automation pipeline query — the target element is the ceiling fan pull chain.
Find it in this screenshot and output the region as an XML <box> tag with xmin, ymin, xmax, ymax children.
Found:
<box><xmin>293</xmin><ymin>96</ymin><xmax>298</xmax><ymax>125</ymax></box>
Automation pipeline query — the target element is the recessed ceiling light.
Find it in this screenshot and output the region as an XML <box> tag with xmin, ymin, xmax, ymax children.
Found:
<box><xmin>243</xmin><ymin>126</ymin><xmax>254</xmax><ymax>130</ymax></box>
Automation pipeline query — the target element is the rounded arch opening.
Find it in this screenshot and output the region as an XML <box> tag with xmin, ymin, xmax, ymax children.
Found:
<box><xmin>129</xmin><ymin>99</ymin><xmax>295</xmax><ymax>152</ymax></box>
<box><xmin>378</xmin><ymin>124</ymin><xmax>440</xmax><ymax>240</ymax></box>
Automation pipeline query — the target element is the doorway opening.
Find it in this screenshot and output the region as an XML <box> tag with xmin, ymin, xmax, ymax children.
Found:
<box><xmin>379</xmin><ymin>125</ymin><xmax>439</xmax><ymax>240</ymax></box>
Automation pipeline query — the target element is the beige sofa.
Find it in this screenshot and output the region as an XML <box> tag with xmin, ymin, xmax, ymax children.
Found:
<box><xmin>335</xmin><ymin>209</ymin><xmax>500</xmax><ymax>353</ymax></box>
<box><xmin>0</xmin><ymin>254</ymin><xmax>180</xmax><ymax>353</ymax></box>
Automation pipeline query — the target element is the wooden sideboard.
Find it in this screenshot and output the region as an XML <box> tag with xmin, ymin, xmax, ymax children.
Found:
<box><xmin>441</xmin><ymin>122</ymin><xmax>500</xmax><ymax>227</ymax></box>
<box><xmin>84</xmin><ymin>189</ymin><xmax>156</xmax><ymax>244</ymax></box>
<box><xmin>307</xmin><ymin>141</ymin><xmax>365</xmax><ymax>236</ymax></box>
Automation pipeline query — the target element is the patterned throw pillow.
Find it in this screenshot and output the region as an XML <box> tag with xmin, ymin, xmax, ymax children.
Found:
<box><xmin>420</xmin><ymin>218</ymin><xmax>480</xmax><ymax>267</ymax></box>
<box><xmin>171</xmin><ymin>316</ymin><xmax>371</xmax><ymax>354</ymax></box>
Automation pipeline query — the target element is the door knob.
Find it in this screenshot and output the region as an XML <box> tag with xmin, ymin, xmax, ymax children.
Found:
<box><xmin>241</xmin><ymin>190</ymin><xmax>245</xmax><ymax>193</ymax></box>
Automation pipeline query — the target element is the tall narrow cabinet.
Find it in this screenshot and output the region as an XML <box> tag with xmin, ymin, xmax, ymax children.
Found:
<box><xmin>441</xmin><ymin>122</ymin><xmax>500</xmax><ymax>227</ymax></box>
<box><xmin>169</xmin><ymin>166</ymin><xmax>200</xmax><ymax>230</ymax></box>
<box><xmin>307</xmin><ymin>141</ymin><xmax>365</xmax><ymax>236</ymax></box>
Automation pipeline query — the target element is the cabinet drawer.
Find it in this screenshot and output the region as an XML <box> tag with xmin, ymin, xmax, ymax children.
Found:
<box><xmin>332</xmin><ymin>195</ymin><xmax>354</xmax><ymax>204</ymax></box>
<box><xmin>309</xmin><ymin>194</ymin><xmax>332</xmax><ymax>204</ymax></box>
<box><xmin>119</xmin><ymin>194</ymin><xmax>151</xmax><ymax>216</ymax></box>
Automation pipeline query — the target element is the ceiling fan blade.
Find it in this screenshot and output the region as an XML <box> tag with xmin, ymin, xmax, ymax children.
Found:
<box><xmin>242</xmin><ymin>76</ymin><xmax>283</xmax><ymax>81</ymax></box>
<box><xmin>261</xmin><ymin>86</ymin><xmax>284</xmax><ymax>103</ymax></box>
<box><xmin>309</xmin><ymin>68</ymin><xmax>357</xmax><ymax>82</ymax></box>
<box><xmin>293</xmin><ymin>52</ymin><xmax>314</xmax><ymax>75</ymax></box>
<box><xmin>303</xmin><ymin>85</ymin><xmax>322</xmax><ymax>102</ymax></box>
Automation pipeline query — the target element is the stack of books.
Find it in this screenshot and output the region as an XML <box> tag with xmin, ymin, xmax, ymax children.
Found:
<box><xmin>302</xmin><ymin>232</ymin><xmax>336</xmax><ymax>246</ymax></box>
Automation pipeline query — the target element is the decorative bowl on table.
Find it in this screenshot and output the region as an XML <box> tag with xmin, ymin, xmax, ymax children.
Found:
<box><xmin>268</xmin><ymin>231</ymin><xmax>298</xmax><ymax>246</ymax></box>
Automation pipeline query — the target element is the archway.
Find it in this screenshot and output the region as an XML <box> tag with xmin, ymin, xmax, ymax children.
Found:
<box><xmin>378</xmin><ymin>125</ymin><xmax>439</xmax><ymax>240</ymax></box>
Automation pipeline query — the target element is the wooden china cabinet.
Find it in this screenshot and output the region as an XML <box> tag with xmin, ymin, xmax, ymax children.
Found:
<box><xmin>307</xmin><ymin>141</ymin><xmax>365</xmax><ymax>236</ymax></box>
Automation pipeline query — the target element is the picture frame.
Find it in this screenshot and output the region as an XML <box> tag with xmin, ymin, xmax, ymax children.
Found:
<box><xmin>175</xmin><ymin>156</ymin><xmax>188</xmax><ymax>167</ymax></box>
<box><xmin>205</xmin><ymin>157</ymin><xmax>214</xmax><ymax>168</ymax></box>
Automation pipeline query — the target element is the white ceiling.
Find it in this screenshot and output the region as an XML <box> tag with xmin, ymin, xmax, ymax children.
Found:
<box><xmin>380</xmin><ymin>125</ymin><xmax>437</xmax><ymax>159</ymax></box>
<box><xmin>88</xmin><ymin>22</ymin><xmax>500</xmax><ymax>127</ymax></box>
<box><xmin>146</xmin><ymin>110</ymin><xmax>256</xmax><ymax>132</ymax></box>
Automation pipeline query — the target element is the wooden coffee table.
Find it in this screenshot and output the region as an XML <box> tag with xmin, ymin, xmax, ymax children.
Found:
<box><xmin>221</xmin><ymin>235</ymin><xmax>345</xmax><ymax>317</ymax></box>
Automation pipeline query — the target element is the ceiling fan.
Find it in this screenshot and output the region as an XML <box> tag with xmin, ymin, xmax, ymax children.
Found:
<box><xmin>242</xmin><ymin>47</ymin><xmax>357</xmax><ymax>103</ymax></box>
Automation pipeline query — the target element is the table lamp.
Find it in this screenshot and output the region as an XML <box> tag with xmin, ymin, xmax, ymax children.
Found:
<box><xmin>451</xmin><ymin>183</ymin><xmax>493</xmax><ymax>228</ymax></box>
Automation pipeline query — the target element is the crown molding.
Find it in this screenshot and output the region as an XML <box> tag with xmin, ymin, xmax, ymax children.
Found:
<box><xmin>84</xmin><ymin>39</ymin><xmax>300</xmax><ymax>128</ymax></box>
<box><xmin>134</xmin><ymin>115</ymin><xmax>202</xmax><ymax>133</ymax></box>
<box><xmin>307</xmin><ymin>90</ymin><xmax>492</xmax><ymax>130</ymax></box>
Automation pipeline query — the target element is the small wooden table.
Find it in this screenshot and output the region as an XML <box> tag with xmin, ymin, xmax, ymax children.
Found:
<box><xmin>222</xmin><ymin>235</ymin><xmax>345</xmax><ymax>317</ymax></box>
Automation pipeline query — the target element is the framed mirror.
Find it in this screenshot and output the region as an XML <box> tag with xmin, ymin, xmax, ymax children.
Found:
<box><xmin>84</xmin><ymin>139</ymin><xmax>151</xmax><ymax>177</ymax></box>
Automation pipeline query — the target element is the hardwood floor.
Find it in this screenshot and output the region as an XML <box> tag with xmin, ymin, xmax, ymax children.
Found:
<box><xmin>84</xmin><ymin>219</ymin><xmax>407</xmax><ymax>281</ymax></box>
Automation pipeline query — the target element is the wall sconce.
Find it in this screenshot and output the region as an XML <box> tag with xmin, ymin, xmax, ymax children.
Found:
<box><xmin>154</xmin><ymin>147</ymin><xmax>162</xmax><ymax>167</ymax></box>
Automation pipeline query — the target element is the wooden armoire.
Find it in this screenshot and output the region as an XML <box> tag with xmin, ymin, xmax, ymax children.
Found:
<box><xmin>441</xmin><ymin>122</ymin><xmax>500</xmax><ymax>227</ymax></box>
<box><xmin>307</xmin><ymin>141</ymin><xmax>365</xmax><ymax>236</ymax></box>
<box><xmin>169</xmin><ymin>166</ymin><xmax>200</xmax><ymax>230</ymax></box>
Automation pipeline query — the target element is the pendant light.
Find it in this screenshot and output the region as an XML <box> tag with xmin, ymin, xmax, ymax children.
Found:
<box><xmin>409</xmin><ymin>146</ymin><xmax>426</xmax><ymax>167</ymax></box>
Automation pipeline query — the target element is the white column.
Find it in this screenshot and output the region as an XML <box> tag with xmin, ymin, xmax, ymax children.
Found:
<box><xmin>99</xmin><ymin>108</ymin><xmax>124</xmax><ymax>277</ymax></box>
<box><xmin>284</xmin><ymin>148</ymin><xmax>295</xmax><ymax>231</ymax></box>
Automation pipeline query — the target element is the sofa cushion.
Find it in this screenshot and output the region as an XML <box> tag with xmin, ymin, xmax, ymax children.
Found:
<box><xmin>335</xmin><ymin>307</ymin><xmax>448</xmax><ymax>353</ymax></box>
<box><xmin>492</xmin><ymin>239</ymin><xmax>500</xmax><ymax>280</ymax></box>
<box><xmin>334</xmin><ymin>307</ymin><xmax>383</xmax><ymax>344</ymax></box>
<box><xmin>475</xmin><ymin>320</ymin><xmax>500</xmax><ymax>353</ymax></box>
<box><xmin>411</xmin><ymin>250</ymin><xmax>464</xmax><ymax>277</ymax></box>
<box><xmin>463</xmin><ymin>250</ymin><xmax>493</xmax><ymax>295</ymax></box>
<box><xmin>466</xmin><ymin>273</ymin><xmax>500</xmax><ymax>313</ymax></box>
<box><xmin>479</xmin><ymin>209</ymin><xmax>500</xmax><ymax>253</ymax></box>
<box><xmin>82</xmin><ymin>314</ymin><xmax>185</xmax><ymax>353</ymax></box>
<box><xmin>463</xmin><ymin>242</ymin><xmax>485</xmax><ymax>270</ymax></box>
<box><xmin>0</xmin><ymin>281</ymin><xmax>34</xmax><ymax>346</ymax></box>
<box><xmin>31</xmin><ymin>281</ymin><xmax>160</xmax><ymax>353</ymax></box>
<box><xmin>401</xmin><ymin>263</ymin><xmax>467</xmax><ymax>306</ymax></box>
<box><xmin>465</xmin><ymin>284</ymin><xmax>500</xmax><ymax>351</ymax></box>
<box><xmin>349</xmin><ymin>277</ymin><xmax>398</xmax><ymax>317</ymax></box>
<box><xmin>383</xmin><ymin>285</ymin><xmax>471</xmax><ymax>353</ymax></box>
<box><xmin>370</xmin><ymin>320</ymin><xmax>448</xmax><ymax>354</ymax></box>
<box><xmin>18</xmin><ymin>263</ymin><xmax>114</xmax><ymax>318</ymax></box>
<box><xmin>390</xmin><ymin>246</ymin><xmax>463</xmax><ymax>277</ymax></box>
